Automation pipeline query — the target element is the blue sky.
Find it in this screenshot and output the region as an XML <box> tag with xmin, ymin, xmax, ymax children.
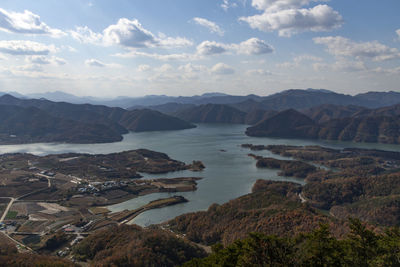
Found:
<box><xmin>0</xmin><ymin>0</ymin><xmax>399</xmax><ymax>97</ymax></box>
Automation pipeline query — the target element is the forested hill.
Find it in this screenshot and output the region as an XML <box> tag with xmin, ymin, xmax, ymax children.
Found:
<box><xmin>0</xmin><ymin>95</ymin><xmax>195</xmax><ymax>144</ymax></box>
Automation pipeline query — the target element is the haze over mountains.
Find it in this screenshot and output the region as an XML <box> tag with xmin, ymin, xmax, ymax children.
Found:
<box><xmin>2</xmin><ymin>89</ymin><xmax>400</xmax><ymax>110</ymax></box>
<box><xmin>0</xmin><ymin>88</ymin><xmax>399</xmax><ymax>144</ymax></box>
<box><xmin>0</xmin><ymin>94</ymin><xmax>195</xmax><ymax>144</ymax></box>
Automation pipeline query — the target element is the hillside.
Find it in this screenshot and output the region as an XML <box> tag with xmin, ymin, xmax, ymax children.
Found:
<box><xmin>301</xmin><ymin>104</ymin><xmax>366</xmax><ymax>123</ymax></box>
<box><xmin>355</xmin><ymin>91</ymin><xmax>400</xmax><ymax>108</ymax></box>
<box><xmin>184</xmin><ymin>221</ymin><xmax>400</xmax><ymax>266</ymax></box>
<box><xmin>174</xmin><ymin>104</ymin><xmax>247</xmax><ymax>124</ymax></box>
<box><xmin>0</xmin><ymin>105</ymin><xmax>123</xmax><ymax>144</ymax></box>
<box><xmin>246</xmin><ymin>108</ymin><xmax>400</xmax><ymax>144</ymax></box>
<box><xmin>167</xmin><ymin>180</ymin><xmax>338</xmax><ymax>246</ymax></box>
<box><xmin>73</xmin><ymin>224</ymin><xmax>206</xmax><ymax>266</ymax></box>
<box><xmin>253</xmin><ymin>145</ymin><xmax>400</xmax><ymax>226</ymax></box>
<box><xmin>245</xmin><ymin>109</ymin><xmax>316</xmax><ymax>138</ymax></box>
<box><xmin>0</xmin><ymin>95</ymin><xmax>195</xmax><ymax>144</ymax></box>
<box><xmin>120</xmin><ymin>109</ymin><xmax>196</xmax><ymax>131</ymax></box>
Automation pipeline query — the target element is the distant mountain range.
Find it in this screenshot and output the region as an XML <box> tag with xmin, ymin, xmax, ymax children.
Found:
<box><xmin>3</xmin><ymin>89</ymin><xmax>400</xmax><ymax>110</ymax></box>
<box><xmin>0</xmin><ymin>95</ymin><xmax>195</xmax><ymax>144</ymax></box>
<box><xmin>1</xmin><ymin>88</ymin><xmax>399</xmax><ymax>144</ymax></box>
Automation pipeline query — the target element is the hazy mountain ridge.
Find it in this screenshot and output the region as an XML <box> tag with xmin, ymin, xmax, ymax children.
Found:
<box><xmin>246</xmin><ymin>107</ymin><xmax>400</xmax><ymax>144</ymax></box>
<box><xmin>0</xmin><ymin>105</ymin><xmax>123</xmax><ymax>144</ymax></box>
<box><xmin>4</xmin><ymin>89</ymin><xmax>399</xmax><ymax>110</ymax></box>
<box><xmin>0</xmin><ymin>95</ymin><xmax>195</xmax><ymax>144</ymax></box>
<box><xmin>173</xmin><ymin>104</ymin><xmax>248</xmax><ymax>124</ymax></box>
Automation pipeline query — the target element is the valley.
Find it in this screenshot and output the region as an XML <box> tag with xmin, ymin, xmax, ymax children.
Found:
<box><xmin>1</xmin><ymin>91</ymin><xmax>400</xmax><ymax>265</ymax></box>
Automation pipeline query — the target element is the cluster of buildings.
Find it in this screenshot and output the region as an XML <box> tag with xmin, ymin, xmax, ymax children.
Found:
<box><xmin>76</xmin><ymin>180</ymin><xmax>128</xmax><ymax>194</ymax></box>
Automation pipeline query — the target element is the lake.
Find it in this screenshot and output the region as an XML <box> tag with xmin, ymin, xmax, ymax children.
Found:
<box><xmin>0</xmin><ymin>123</ymin><xmax>399</xmax><ymax>226</ymax></box>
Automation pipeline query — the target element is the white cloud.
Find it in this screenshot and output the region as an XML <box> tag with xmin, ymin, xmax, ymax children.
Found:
<box><xmin>235</xmin><ymin>38</ymin><xmax>274</xmax><ymax>55</ymax></box>
<box><xmin>193</xmin><ymin>17</ymin><xmax>224</xmax><ymax>36</ymax></box>
<box><xmin>251</xmin><ymin>0</ymin><xmax>323</xmax><ymax>12</ymax></box>
<box><xmin>137</xmin><ymin>64</ymin><xmax>151</xmax><ymax>72</ymax></box>
<box><xmin>396</xmin><ymin>29</ymin><xmax>400</xmax><ymax>40</ymax></box>
<box><xmin>196</xmin><ymin>41</ymin><xmax>228</xmax><ymax>55</ymax></box>
<box><xmin>197</xmin><ymin>38</ymin><xmax>274</xmax><ymax>56</ymax></box>
<box><xmin>211</xmin><ymin>63</ymin><xmax>235</xmax><ymax>75</ymax></box>
<box><xmin>313</xmin><ymin>36</ymin><xmax>400</xmax><ymax>61</ymax></box>
<box><xmin>221</xmin><ymin>0</ymin><xmax>229</xmax><ymax>11</ymax></box>
<box><xmin>241</xmin><ymin>4</ymin><xmax>342</xmax><ymax>37</ymax></box>
<box><xmin>277</xmin><ymin>54</ymin><xmax>322</xmax><ymax>68</ymax></box>
<box><xmin>71</xmin><ymin>18</ymin><xmax>192</xmax><ymax>49</ymax></box>
<box><xmin>246</xmin><ymin>69</ymin><xmax>272</xmax><ymax>75</ymax></box>
<box><xmin>313</xmin><ymin>59</ymin><xmax>366</xmax><ymax>72</ymax></box>
<box><xmin>116</xmin><ymin>38</ymin><xmax>273</xmax><ymax>60</ymax></box>
<box><xmin>0</xmin><ymin>40</ymin><xmax>57</xmax><ymax>55</ymax></box>
<box><xmin>156</xmin><ymin>64</ymin><xmax>174</xmax><ymax>73</ymax></box>
<box><xmin>69</xmin><ymin>26</ymin><xmax>102</xmax><ymax>44</ymax></box>
<box><xmin>103</xmin><ymin>18</ymin><xmax>156</xmax><ymax>48</ymax></box>
<box><xmin>221</xmin><ymin>0</ymin><xmax>235</xmax><ymax>11</ymax></box>
<box><xmin>26</xmin><ymin>55</ymin><xmax>66</xmax><ymax>65</ymax></box>
<box><xmin>331</xmin><ymin>59</ymin><xmax>366</xmax><ymax>72</ymax></box>
<box><xmin>85</xmin><ymin>59</ymin><xmax>106</xmax><ymax>67</ymax></box>
<box><xmin>178</xmin><ymin>63</ymin><xmax>207</xmax><ymax>73</ymax></box>
<box><xmin>0</xmin><ymin>8</ymin><xmax>65</xmax><ymax>37</ymax></box>
<box><xmin>370</xmin><ymin>66</ymin><xmax>400</xmax><ymax>75</ymax></box>
<box><xmin>15</xmin><ymin>63</ymin><xmax>43</xmax><ymax>72</ymax></box>
<box><xmin>114</xmin><ymin>51</ymin><xmax>197</xmax><ymax>61</ymax></box>
<box><xmin>85</xmin><ymin>59</ymin><xmax>121</xmax><ymax>68</ymax></box>
<box><xmin>157</xmin><ymin>34</ymin><xmax>193</xmax><ymax>48</ymax></box>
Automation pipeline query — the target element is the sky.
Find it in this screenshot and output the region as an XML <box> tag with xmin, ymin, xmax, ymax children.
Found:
<box><xmin>0</xmin><ymin>0</ymin><xmax>399</xmax><ymax>98</ymax></box>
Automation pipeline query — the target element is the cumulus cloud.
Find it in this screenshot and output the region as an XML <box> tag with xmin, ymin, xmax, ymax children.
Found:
<box><xmin>196</xmin><ymin>41</ymin><xmax>228</xmax><ymax>55</ymax></box>
<box><xmin>241</xmin><ymin>1</ymin><xmax>342</xmax><ymax>36</ymax></box>
<box><xmin>157</xmin><ymin>34</ymin><xmax>193</xmax><ymax>48</ymax></box>
<box><xmin>313</xmin><ymin>36</ymin><xmax>400</xmax><ymax>61</ymax></box>
<box><xmin>211</xmin><ymin>63</ymin><xmax>235</xmax><ymax>75</ymax></box>
<box><xmin>251</xmin><ymin>0</ymin><xmax>323</xmax><ymax>12</ymax></box>
<box><xmin>26</xmin><ymin>55</ymin><xmax>66</xmax><ymax>65</ymax></box>
<box><xmin>103</xmin><ymin>18</ymin><xmax>156</xmax><ymax>48</ymax></box>
<box><xmin>313</xmin><ymin>59</ymin><xmax>366</xmax><ymax>72</ymax></box>
<box><xmin>0</xmin><ymin>40</ymin><xmax>57</xmax><ymax>55</ymax></box>
<box><xmin>85</xmin><ymin>59</ymin><xmax>106</xmax><ymax>67</ymax></box>
<box><xmin>246</xmin><ymin>69</ymin><xmax>273</xmax><ymax>75</ymax></box>
<box><xmin>15</xmin><ymin>63</ymin><xmax>43</xmax><ymax>72</ymax></box>
<box><xmin>197</xmin><ymin>38</ymin><xmax>274</xmax><ymax>56</ymax></box>
<box><xmin>85</xmin><ymin>59</ymin><xmax>121</xmax><ymax>68</ymax></box>
<box><xmin>70</xmin><ymin>26</ymin><xmax>102</xmax><ymax>44</ymax></box>
<box><xmin>397</xmin><ymin>29</ymin><xmax>400</xmax><ymax>40</ymax></box>
<box><xmin>0</xmin><ymin>8</ymin><xmax>65</xmax><ymax>37</ymax></box>
<box><xmin>370</xmin><ymin>66</ymin><xmax>400</xmax><ymax>75</ymax></box>
<box><xmin>114</xmin><ymin>51</ymin><xmax>196</xmax><ymax>61</ymax></box>
<box><xmin>137</xmin><ymin>64</ymin><xmax>151</xmax><ymax>72</ymax></box>
<box><xmin>235</xmin><ymin>38</ymin><xmax>274</xmax><ymax>55</ymax></box>
<box><xmin>116</xmin><ymin>37</ymin><xmax>273</xmax><ymax>60</ymax></box>
<box><xmin>193</xmin><ymin>17</ymin><xmax>224</xmax><ymax>36</ymax></box>
<box><xmin>178</xmin><ymin>63</ymin><xmax>207</xmax><ymax>73</ymax></box>
<box><xmin>277</xmin><ymin>54</ymin><xmax>322</xmax><ymax>68</ymax></box>
<box><xmin>71</xmin><ymin>18</ymin><xmax>192</xmax><ymax>49</ymax></box>
<box><xmin>241</xmin><ymin>4</ymin><xmax>342</xmax><ymax>37</ymax></box>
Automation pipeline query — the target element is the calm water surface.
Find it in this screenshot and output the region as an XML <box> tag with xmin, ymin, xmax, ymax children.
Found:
<box><xmin>0</xmin><ymin>124</ymin><xmax>399</xmax><ymax>226</ymax></box>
